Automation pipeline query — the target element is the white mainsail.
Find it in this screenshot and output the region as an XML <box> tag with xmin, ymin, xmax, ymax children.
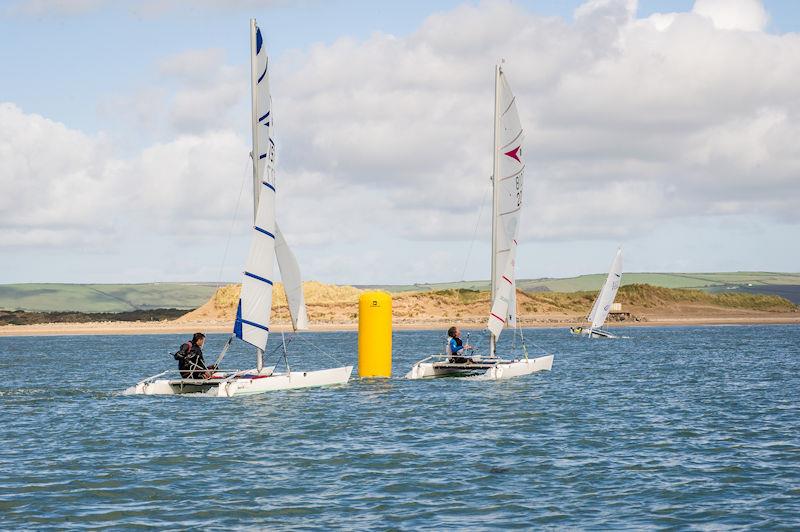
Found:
<box><xmin>234</xmin><ymin>22</ymin><xmax>277</xmax><ymax>354</ymax></box>
<box><xmin>488</xmin><ymin>65</ymin><xmax>524</xmax><ymax>340</ymax></box>
<box><xmin>275</xmin><ymin>223</ymin><xmax>309</xmax><ymax>331</ymax></box>
<box><xmin>589</xmin><ymin>247</ymin><xmax>623</xmax><ymax>331</ymax></box>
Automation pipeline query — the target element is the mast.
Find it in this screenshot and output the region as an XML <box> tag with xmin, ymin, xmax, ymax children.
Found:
<box><xmin>489</xmin><ymin>63</ymin><xmax>501</xmax><ymax>357</ymax></box>
<box><xmin>249</xmin><ymin>19</ymin><xmax>260</xmax><ymax>217</ymax></box>
<box><xmin>249</xmin><ymin>18</ymin><xmax>264</xmax><ymax>371</ymax></box>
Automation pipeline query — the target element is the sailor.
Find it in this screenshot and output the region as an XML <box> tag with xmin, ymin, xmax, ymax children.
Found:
<box><xmin>174</xmin><ymin>332</ymin><xmax>210</xmax><ymax>379</ymax></box>
<box><xmin>446</xmin><ymin>326</ymin><xmax>473</xmax><ymax>363</ymax></box>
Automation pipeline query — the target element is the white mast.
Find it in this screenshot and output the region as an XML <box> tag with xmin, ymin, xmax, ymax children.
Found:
<box><xmin>249</xmin><ymin>18</ymin><xmax>264</xmax><ymax>371</ymax></box>
<box><xmin>489</xmin><ymin>63</ymin><xmax>501</xmax><ymax>357</ymax></box>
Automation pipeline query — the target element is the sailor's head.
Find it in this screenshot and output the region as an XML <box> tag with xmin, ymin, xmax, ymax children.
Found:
<box><xmin>192</xmin><ymin>332</ymin><xmax>206</xmax><ymax>346</ymax></box>
<box><xmin>447</xmin><ymin>326</ymin><xmax>459</xmax><ymax>338</ymax></box>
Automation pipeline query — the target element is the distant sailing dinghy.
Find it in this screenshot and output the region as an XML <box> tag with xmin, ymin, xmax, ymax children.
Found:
<box><xmin>406</xmin><ymin>64</ymin><xmax>554</xmax><ymax>380</ymax></box>
<box><xmin>570</xmin><ymin>247</ymin><xmax>623</xmax><ymax>339</ymax></box>
<box><xmin>125</xmin><ymin>20</ymin><xmax>352</xmax><ymax>397</ymax></box>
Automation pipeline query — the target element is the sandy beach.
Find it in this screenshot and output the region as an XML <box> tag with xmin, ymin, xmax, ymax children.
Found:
<box><xmin>2</xmin><ymin>312</ymin><xmax>798</xmax><ymax>337</ymax></box>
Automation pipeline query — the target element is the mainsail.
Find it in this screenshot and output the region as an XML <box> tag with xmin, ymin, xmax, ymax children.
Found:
<box><xmin>589</xmin><ymin>248</ymin><xmax>623</xmax><ymax>331</ymax></box>
<box><xmin>234</xmin><ymin>21</ymin><xmax>310</xmax><ymax>355</ymax></box>
<box><xmin>488</xmin><ymin>66</ymin><xmax>524</xmax><ymax>339</ymax></box>
<box><xmin>234</xmin><ymin>22</ymin><xmax>277</xmax><ymax>353</ymax></box>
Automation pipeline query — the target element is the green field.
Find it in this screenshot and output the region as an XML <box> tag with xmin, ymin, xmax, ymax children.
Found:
<box><xmin>0</xmin><ymin>283</ymin><xmax>220</xmax><ymax>313</ymax></box>
<box><xmin>358</xmin><ymin>272</ymin><xmax>800</xmax><ymax>294</ymax></box>
<box><xmin>1</xmin><ymin>273</ymin><xmax>799</xmax><ymax>313</ymax></box>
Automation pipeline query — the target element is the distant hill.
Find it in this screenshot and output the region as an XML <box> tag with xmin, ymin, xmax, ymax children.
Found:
<box><xmin>0</xmin><ymin>283</ymin><xmax>220</xmax><ymax>313</ymax></box>
<box><xmin>1</xmin><ymin>272</ymin><xmax>799</xmax><ymax>313</ymax></box>
<box><xmin>178</xmin><ymin>282</ymin><xmax>797</xmax><ymax>326</ymax></box>
<box><xmin>357</xmin><ymin>272</ymin><xmax>800</xmax><ymax>303</ymax></box>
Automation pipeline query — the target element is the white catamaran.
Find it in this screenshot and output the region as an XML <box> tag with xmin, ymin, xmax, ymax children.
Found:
<box><xmin>126</xmin><ymin>20</ymin><xmax>352</xmax><ymax>396</ymax></box>
<box><xmin>406</xmin><ymin>63</ymin><xmax>554</xmax><ymax>380</ymax></box>
<box><xmin>570</xmin><ymin>247</ymin><xmax>623</xmax><ymax>339</ymax></box>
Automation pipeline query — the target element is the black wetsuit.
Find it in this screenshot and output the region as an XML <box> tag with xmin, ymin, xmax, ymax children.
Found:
<box><xmin>175</xmin><ymin>341</ymin><xmax>207</xmax><ymax>379</ymax></box>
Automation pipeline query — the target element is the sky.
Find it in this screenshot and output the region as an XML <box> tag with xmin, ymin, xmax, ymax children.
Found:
<box><xmin>1</xmin><ymin>0</ymin><xmax>799</xmax><ymax>285</ymax></box>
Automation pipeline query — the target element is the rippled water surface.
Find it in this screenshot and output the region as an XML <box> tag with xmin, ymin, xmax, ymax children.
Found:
<box><xmin>1</xmin><ymin>325</ymin><xmax>799</xmax><ymax>529</ymax></box>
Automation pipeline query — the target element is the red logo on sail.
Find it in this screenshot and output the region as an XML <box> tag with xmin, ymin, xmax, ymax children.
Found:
<box><xmin>504</xmin><ymin>146</ymin><xmax>521</xmax><ymax>162</ymax></box>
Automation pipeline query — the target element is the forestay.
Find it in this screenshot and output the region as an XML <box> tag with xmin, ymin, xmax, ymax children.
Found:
<box><xmin>488</xmin><ymin>68</ymin><xmax>524</xmax><ymax>339</ymax></box>
<box><xmin>590</xmin><ymin>248</ymin><xmax>624</xmax><ymax>331</ymax></box>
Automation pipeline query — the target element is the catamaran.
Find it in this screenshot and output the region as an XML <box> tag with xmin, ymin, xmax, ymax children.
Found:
<box><xmin>125</xmin><ymin>20</ymin><xmax>352</xmax><ymax>396</ymax></box>
<box><xmin>570</xmin><ymin>247</ymin><xmax>623</xmax><ymax>339</ymax></box>
<box><xmin>406</xmin><ymin>63</ymin><xmax>554</xmax><ymax>380</ymax></box>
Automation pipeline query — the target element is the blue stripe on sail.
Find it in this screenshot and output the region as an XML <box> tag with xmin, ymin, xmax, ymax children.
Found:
<box><xmin>241</xmin><ymin>318</ymin><xmax>269</xmax><ymax>332</ymax></box>
<box><xmin>258</xmin><ymin>111</ymin><xmax>270</xmax><ymax>122</ymax></box>
<box><xmin>254</xmin><ymin>226</ymin><xmax>275</xmax><ymax>239</ymax></box>
<box><xmin>269</xmin><ymin>138</ymin><xmax>275</xmax><ymax>146</ymax></box>
<box><xmin>245</xmin><ymin>271</ymin><xmax>273</xmax><ymax>285</ymax></box>
<box><xmin>259</xmin><ymin>153</ymin><xmax>267</xmax><ymax>159</ymax></box>
<box><xmin>257</xmin><ymin>64</ymin><xmax>267</xmax><ymax>84</ymax></box>
<box><xmin>262</xmin><ymin>181</ymin><xmax>276</xmax><ymax>192</ymax></box>
<box><xmin>256</xmin><ymin>27</ymin><xmax>263</xmax><ymax>55</ymax></box>
<box><xmin>233</xmin><ymin>300</ymin><xmax>243</xmax><ymax>339</ymax></box>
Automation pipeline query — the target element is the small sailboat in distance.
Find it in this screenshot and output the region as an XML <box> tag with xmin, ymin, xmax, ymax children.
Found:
<box><xmin>570</xmin><ymin>247</ymin><xmax>623</xmax><ymax>339</ymax></box>
<box><xmin>406</xmin><ymin>62</ymin><xmax>554</xmax><ymax>380</ymax></box>
<box><xmin>126</xmin><ymin>19</ymin><xmax>352</xmax><ymax>396</ymax></box>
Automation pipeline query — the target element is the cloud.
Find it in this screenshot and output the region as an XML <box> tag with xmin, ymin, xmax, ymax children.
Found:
<box><xmin>3</xmin><ymin>0</ymin><xmax>800</xmax><ymax>282</ymax></box>
<box><xmin>267</xmin><ymin>0</ymin><xmax>800</xmax><ymax>243</ymax></box>
<box><xmin>692</xmin><ymin>0</ymin><xmax>768</xmax><ymax>31</ymax></box>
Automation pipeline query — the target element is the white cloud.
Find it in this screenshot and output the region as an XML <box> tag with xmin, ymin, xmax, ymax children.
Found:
<box><xmin>267</xmin><ymin>0</ymin><xmax>800</xmax><ymax>244</ymax></box>
<box><xmin>3</xmin><ymin>0</ymin><xmax>800</xmax><ymax>282</ymax></box>
<box><xmin>693</xmin><ymin>0</ymin><xmax>768</xmax><ymax>31</ymax></box>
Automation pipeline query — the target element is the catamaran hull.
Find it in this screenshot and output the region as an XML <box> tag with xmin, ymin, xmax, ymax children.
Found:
<box><xmin>405</xmin><ymin>355</ymin><xmax>553</xmax><ymax>380</ymax></box>
<box><xmin>124</xmin><ymin>366</ymin><xmax>353</xmax><ymax>397</ymax></box>
<box><xmin>584</xmin><ymin>329</ymin><xmax>617</xmax><ymax>339</ymax></box>
<box><xmin>570</xmin><ymin>328</ymin><xmax>618</xmax><ymax>339</ymax></box>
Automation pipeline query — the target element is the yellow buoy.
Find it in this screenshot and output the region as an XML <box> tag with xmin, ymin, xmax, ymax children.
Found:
<box><xmin>358</xmin><ymin>291</ymin><xmax>392</xmax><ymax>378</ymax></box>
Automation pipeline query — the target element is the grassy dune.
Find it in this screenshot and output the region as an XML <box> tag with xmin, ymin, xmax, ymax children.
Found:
<box><xmin>360</xmin><ymin>272</ymin><xmax>800</xmax><ymax>293</ymax></box>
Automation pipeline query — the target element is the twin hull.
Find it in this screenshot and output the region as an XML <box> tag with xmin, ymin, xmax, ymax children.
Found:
<box><xmin>125</xmin><ymin>366</ymin><xmax>353</xmax><ymax>397</ymax></box>
<box><xmin>405</xmin><ymin>354</ymin><xmax>554</xmax><ymax>380</ymax></box>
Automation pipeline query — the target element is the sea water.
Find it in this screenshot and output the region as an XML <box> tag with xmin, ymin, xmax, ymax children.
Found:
<box><xmin>0</xmin><ymin>325</ymin><xmax>798</xmax><ymax>529</ymax></box>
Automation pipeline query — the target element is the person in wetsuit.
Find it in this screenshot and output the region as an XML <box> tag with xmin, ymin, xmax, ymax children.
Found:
<box><xmin>174</xmin><ymin>332</ymin><xmax>209</xmax><ymax>379</ymax></box>
<box><xmin>446</xmin><ymin>326</ymin><xmax>474</xmax><ymax>363</ymax></box>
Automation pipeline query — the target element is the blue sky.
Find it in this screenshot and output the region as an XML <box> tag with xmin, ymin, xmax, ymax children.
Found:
<box><xmin>1</xmin><ymin>0</ymin><xmax>799</xmax><ymax>284</ymax></box>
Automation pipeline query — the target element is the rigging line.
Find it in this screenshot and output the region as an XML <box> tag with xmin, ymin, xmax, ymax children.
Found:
<box><xmin>268</xmin><ymin>334</ymin><xmax>295</xmax><ymax>369</ymax></box>
<box><xmin>460</xmin><ymin>180</ymin><xmax>492</xmax><ymax>282</ymax></box>
<box><xmin>292</xmin><ymin>334</ymin><xmax>345</xmax><ymax>366</ymax></box>
<box><xmin>216</xmin><ymin>158</ymin><xmax>251</xmax><ymax>288</ymax></box>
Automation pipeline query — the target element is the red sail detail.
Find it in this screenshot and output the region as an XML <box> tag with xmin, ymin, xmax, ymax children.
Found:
<box><xmin>504</xmin><ymin>146</ymin><xmax>521</xmax><ymax>162</ymax></box>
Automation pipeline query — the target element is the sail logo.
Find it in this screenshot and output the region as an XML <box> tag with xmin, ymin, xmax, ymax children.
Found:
<box><xmin>504</xmin><ymin>146</ymin><xmax>522</xmax><ymax>162</ymax></box>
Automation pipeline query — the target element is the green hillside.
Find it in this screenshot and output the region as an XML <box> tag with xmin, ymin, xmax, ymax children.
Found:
<box><xmin>0</xmin><ymin>283</ymin><xmax>220</xmax><ymax>313</ymax></box>
<box><xmin>1</xmin><ymin>273</ymin><xmax>798</xmax><ymax>313</ymax></box>
<box><xmin>358</xmin><ymin>272</ymin><xmax>800</xmax><ymax>299</ymax></box>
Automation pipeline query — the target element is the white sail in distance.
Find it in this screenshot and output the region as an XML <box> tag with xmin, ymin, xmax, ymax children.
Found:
<box><xmin>590</xmin><ymin>247</ymin><xmax>624</xmax><ymax>331</ymax></box>
<box><xmin>488</xmin><ymin>66</ymin><xmax>524</xmax><ymax>339</ymax></box>
<box><xmin>234</xmin><ymin>21</ymin><xmax>277</xmax><ymax>351</ymax></box>
<box><xmin>275</xmin><ymin>223</ymin><xmax>309</xmax><ymax>331</ymax></box>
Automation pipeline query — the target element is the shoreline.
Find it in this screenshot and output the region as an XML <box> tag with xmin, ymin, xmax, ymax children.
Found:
<box><xmin>1</xmin><ymin>314</ymin><xmax>798</xmax><ymax>337</ymax></box>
